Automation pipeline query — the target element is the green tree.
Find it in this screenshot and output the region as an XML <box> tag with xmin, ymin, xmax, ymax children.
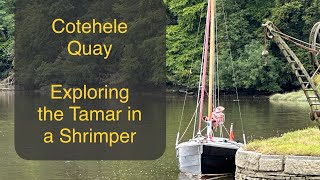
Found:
<box><xmin>0</xmin><ymin>0</ymin><xmax>14</xmax><ymax>78</ymax></box>
<box><xmin>166</xmin><ymin>0</ymin><xmax>319</xmax><ymax>93</ymax></box>
<box><xmin>2</xmin><ymin>0</ymin><xmax>320</xmax><ymax>93</ymax></box>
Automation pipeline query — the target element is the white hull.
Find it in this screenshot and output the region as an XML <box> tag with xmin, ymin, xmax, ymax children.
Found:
<box><xmin>176</xmin><ymin>137</ymin><xmax>243</xmax><ymax>175</ymax></box>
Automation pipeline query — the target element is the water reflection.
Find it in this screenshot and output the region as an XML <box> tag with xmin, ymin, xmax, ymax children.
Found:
<box><xmin>0</xmin><ymin>93</ymin><xmax>315</xmax><ymax>179</ymax></box>
<box><xmin>177</xmin><ymin>172</ymin><xmax>233</xmax><ymax>180</ymax></box>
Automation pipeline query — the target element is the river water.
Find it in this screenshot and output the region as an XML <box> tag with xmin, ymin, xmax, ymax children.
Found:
<box><xmin>0</xmin><ymin>92</ymin><xmax>315</xmax><ymax>179</ymax></box>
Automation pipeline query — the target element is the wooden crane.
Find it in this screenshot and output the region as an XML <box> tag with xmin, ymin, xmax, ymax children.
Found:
<box><xmin>263</xmin><ymin>21</ymin><xmax>320</xmax><ymax>124</ymax></box>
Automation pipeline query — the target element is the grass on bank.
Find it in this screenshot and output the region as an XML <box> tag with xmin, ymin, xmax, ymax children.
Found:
<box><xmin>270</xmin><ymin>75</ymin><xmax>320</xmax><ymax>101</ymax></box>
<box><xmin>245</xmin><ymin>127</ymin><xmax>320</xmax><ymax>156</ymax></box>
<box><xmin>270</xmin><ymin>90</ymin><xmax>306</xmax><ymax>101</ymax></box>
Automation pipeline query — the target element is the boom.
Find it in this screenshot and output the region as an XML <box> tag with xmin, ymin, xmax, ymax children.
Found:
<box><xmin>262</xmin><ymin>21</ymin><xmax>320</xmax><ymax>124</ymax></box>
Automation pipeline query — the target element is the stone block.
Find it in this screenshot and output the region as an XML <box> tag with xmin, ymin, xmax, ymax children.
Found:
<box><xmin>236</xmin><ymin>148</ymin><xmax>261</xmax><ymax>171</ymax></box>
<box><xmin>285</xmin><ymin>156</ymin><xmax>320</xmax><ymax>176</ymax></box>
<box><xmin>259</xmin><ymin>155</ymin><xmax>284</xmax><ymax>172</ymax></box>
<box><xmin>307</xmin><ymin>177</ymin><xmax>320</xmax><ymax>180</ymax></box>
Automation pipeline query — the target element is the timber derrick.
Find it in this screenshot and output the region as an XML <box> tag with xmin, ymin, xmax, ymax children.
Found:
<box><xmin>263</xmin><ymin>21</ymin><xmax>320</xmax><ymax>124</ymax></box>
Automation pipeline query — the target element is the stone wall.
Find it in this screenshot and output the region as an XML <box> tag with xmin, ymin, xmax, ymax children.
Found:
<box><xmin>235</xmin><ymin>148</ymin><xmax>320</xmax><ymax>180</ymax></box>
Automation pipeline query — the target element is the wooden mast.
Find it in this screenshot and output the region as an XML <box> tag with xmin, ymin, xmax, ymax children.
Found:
<box><xmin>198</xmin><ymin>0</ymin><xmax>211</xmax><ymax>133</ymax></box>
<box><xmin>208</xmin><ymin>0</ymin><xmax>215</xmax><ymax>119</ymax></box>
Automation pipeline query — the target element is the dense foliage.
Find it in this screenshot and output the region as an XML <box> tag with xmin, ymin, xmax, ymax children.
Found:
<box><xmin>14</xmin><ymin>0</ymin><xmax>165</xmax><ymax>90</ymax></box>
<box><xmin>166</xmin><ymin>0</ymin><xmax>320</xmax><ymax>93</ymax></box>
<box><xmin>0</xmin><ymin>0</ymin><xmax>320</xmax><ymax>93</ymax></box>
<box><xmin>0</xmin><ymin>0</ymin><xmax>14</xmax><ymax>78</ymax></box>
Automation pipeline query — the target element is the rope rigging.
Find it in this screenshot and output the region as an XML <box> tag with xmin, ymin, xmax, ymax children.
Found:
<box><xmin>221</xmin><ymin>0</ymin><xmax>246</xmax><ymax>145</ymax></box>
<box><xmin>264</xmin><ymin>21</ymin><xmax>320</xmax><ymax>55</ymax></box>
<box><xmin>177</xmin><ymin>0</ymin><xmax>247</xmax><ymax>144</ymax></box>
<box><xmin>177</xmin><ymin>2</ymin><xmax>206</xmax><ymax>142</ymax></box>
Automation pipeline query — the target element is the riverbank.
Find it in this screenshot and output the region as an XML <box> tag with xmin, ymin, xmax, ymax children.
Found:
<box><xmin>246</xmin><ymin>127</ymin><xmax>320</xmax><ymax>156</ymax></box>
<box><xmin>236</xmin><ymin>127</ymin><xmax>320</xmax><ymax>179</ymax></box>
<box><xmin>270</xmin><ymin>75</ymin><xmax>320</xmax><ymax>101</ymax></box>
<box><xmin>270</xmin><ymin>90</ymin><xmax>307</xmax><ymax>101</ymax></box>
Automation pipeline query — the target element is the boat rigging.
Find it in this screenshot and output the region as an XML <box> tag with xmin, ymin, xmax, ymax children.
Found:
<box><xmin>176</xmin><ymin>0</ymin><xmax>244</xmax><ymax>176</ymax></box>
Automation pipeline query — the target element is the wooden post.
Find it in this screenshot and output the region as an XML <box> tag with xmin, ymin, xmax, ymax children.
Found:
<box><xmin>208</xmin><ymin>0</ymin><xmax>215</xmax><ymax>118</ymax></box>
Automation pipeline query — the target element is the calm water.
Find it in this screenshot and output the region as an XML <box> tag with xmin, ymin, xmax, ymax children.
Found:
<box><xmin>0</xmin><ymin>92</ymin><xmax>315</xmax><ymax>180</ymax></box>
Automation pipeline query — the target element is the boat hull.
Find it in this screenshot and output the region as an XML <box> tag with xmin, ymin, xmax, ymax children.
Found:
<box><xmin>177</xmin><ymin>144</ymin><xmax>202</xmax><ymax>174</ymax></box>
<box><xmin>201</xmin><ymin>145</ymin><xmax>237</xmax><ymax>174</ymax></box>
<box><xmin>176</xmin><ymin>138</ymin><xmax>241</xmax><ymax>175</ymax></box>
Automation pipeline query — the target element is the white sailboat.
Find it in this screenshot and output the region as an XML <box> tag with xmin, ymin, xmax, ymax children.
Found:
<box><xmin>176</xmin><ymin>0</ymin><xmax>244</xmax><ymax>175</ymax></box>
